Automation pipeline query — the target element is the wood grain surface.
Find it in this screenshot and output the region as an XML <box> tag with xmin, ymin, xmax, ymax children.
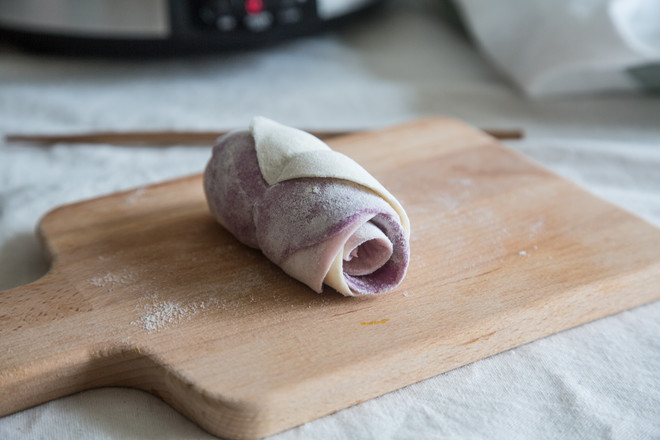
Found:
<box><xmin>1</xmin><ymin>118</ymin><xmax>659</xmax><ymax>439</ymax></box>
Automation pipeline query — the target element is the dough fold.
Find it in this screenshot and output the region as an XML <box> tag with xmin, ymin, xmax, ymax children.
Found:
<box><xmin>203</xmin><ymin>117</ymin><xmax>410</xmax><ymax>296</ymax></box>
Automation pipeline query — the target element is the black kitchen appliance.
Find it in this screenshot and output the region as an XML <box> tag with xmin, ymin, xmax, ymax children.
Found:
<box><xmin>0</xmin><ymin>0</ymin><xmax>382</xmax><ymax>55</ymax></box>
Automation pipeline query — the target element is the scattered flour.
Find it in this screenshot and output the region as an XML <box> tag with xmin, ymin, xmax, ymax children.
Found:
<box><xmin>528</xmin><ymin>218</ymin><xmax>545</xmax><ymax>237</ymax></box>
<box><xmin>125</xmin><ymin>186</ymin><xmax>146</xmax><ymax>204</ymax></box>
<box><xmin>90</xmin><ymin>271</ymin><xmax>134</xmax><ymax>291</ymax></box>
<box><xmin>448</xmin><ymin>178</ymin><xmax>474</xmax><ymax>187</ymax></box>
<box><xmin>519</xmin><ymin>245</ymin><xmax>539</xmax><ymax>257</ymax></box>
<box><xmin>131</xmin><ymin>293</ymin><xmax>219</xmax><ymax>333</ymax></box>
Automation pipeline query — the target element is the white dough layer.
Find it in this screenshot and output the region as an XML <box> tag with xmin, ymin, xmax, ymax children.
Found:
<box><xmin>250</xmin><ymin>117</ymin><xmax>410</xmax><ymax>235</ymax></box>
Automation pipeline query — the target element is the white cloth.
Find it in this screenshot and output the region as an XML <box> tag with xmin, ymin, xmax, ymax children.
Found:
<box><xmin>1</xmin><ymin>1</ymin><xmax>659</xmax><ymax>439</ymax></box>
<box><xmin>456</xmin><ymin>0</ymin><xmax>660</xmax><ymax>96</ymax></box>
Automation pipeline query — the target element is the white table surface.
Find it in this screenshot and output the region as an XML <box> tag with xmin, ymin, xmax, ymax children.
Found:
<box><xmin>1</xmin><ymin>2</ymin><xmax>659</xmax><ymax>439</ymax></box>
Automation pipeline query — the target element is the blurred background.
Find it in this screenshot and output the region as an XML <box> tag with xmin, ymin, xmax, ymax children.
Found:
<box><xmin>1</xmin><ymin>0</ymin><xmax>659</xmax><ymax>439</ymax></box>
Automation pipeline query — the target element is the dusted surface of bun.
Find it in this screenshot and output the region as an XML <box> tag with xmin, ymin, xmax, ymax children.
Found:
<box><xmin>203</xmin><ymin>118</ymin><xmax>410</xmax><ymax>296</ymax></box>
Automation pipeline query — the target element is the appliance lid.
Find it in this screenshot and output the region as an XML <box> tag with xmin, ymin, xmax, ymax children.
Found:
<box><xmin>0</xmin><ymin>0</ymin><xmax>170</xmax><ymax>38</ymax></box>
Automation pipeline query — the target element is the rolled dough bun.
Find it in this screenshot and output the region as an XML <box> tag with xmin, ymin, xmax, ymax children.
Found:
<box><xmin>203</xmin><ymin>117</ymin><xmax>410</xmax><ymax>296</ymax></box>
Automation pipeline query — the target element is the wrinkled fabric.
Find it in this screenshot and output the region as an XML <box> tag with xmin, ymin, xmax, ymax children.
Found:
<box><xmin>1</xmin><ymin>1</ymin><xmax>660</xmax><ymax>438</ymax></box>
<box><xmin>457</xmin><ymin>0</ymin><xmax>660</xmax><ymax>95</ymax></box>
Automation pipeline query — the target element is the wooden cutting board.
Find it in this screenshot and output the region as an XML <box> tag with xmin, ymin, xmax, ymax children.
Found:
<box><xmin>1</xmin><ymin>118</ymin><xmax>659</xmax><ymax>439</ymax></box>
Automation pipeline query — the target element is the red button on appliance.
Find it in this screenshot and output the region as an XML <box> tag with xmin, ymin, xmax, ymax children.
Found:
<box><xmin>245</xmin><ymin>0</ymin><xmax>265</xmax><ymax>15</ymax></box>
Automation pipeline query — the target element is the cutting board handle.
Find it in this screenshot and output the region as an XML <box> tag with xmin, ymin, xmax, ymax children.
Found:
<box><xmin>0</xmin><ymin>271</ymin><xmax>134</xmax><ymax>417</ymax></box>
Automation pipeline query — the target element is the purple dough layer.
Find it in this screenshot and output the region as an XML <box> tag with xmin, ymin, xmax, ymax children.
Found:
<box><xmin>343</xmin><ymin>212</ymin><xmax>409</xmax><ymax>294</ymax></box>
<box><xmin>204</xmin><ymin>131</ymin><xmax>267</xmax><ymax>248</ymax></box>
<box><xmin>203</xmin><ymin>130</ymin><xmax>410</xmax><ymax>295</ymax></box>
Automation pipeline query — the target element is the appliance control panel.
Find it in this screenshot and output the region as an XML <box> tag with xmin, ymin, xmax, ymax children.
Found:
<box><xmin>195</xmin><ymin>0</ymin><xmax>314</xmax><ymax>34</ymax></box>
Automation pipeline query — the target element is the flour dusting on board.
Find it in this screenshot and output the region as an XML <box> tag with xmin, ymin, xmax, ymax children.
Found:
<box><xmin>90</xmin><ymin>272</ymin><xmax>134</xmax><ymax>291</ymax></box>
<box><xmin>131</xmin><ymin>293</ymin><xmax>220</xmax><ymax>333</ymax></box>
<box><xmin>129</xmin><ymin>266</ymin><xmax>275</xmax><ymax>332</ymax></box>
<box><xmin>125</xmin><ymin>186</ymin><xmax>146</xmax><ymax>204</ymax></box>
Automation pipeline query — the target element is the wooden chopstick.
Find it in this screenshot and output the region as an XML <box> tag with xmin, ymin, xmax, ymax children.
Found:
<box><xmin>5</xmin><ymin>128</ymin><xmax>523</xmax><ymax>146</ymax></box>
<box><xmin>4</xmin><ymin>130</ymin><xmax>350</xmax><ymax>145</ymax></box>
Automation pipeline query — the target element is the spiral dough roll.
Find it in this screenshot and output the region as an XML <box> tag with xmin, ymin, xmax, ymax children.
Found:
<box><xmin>203</xmin><ymin>117</ymin><xmax>410</xmax><ymax>296</ymax></box>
